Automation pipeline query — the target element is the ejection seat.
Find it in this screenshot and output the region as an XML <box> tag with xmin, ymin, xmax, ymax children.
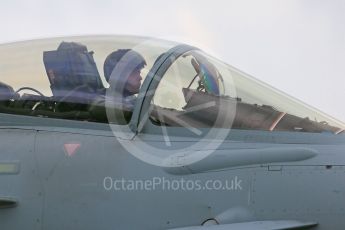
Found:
<box><xmin>43</xmin><ymin>41</ymin><xmax>104</xmax><ymax>114</ymax></box>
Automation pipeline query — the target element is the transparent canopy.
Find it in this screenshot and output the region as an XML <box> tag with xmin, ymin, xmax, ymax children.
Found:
<box><xmin>0</xmin><ymin>35</ymin><xmax>176</xmax><ymax>95</ymax></box>
<box><xmin>151</xmin><ymin>50</ymin><xmax>344</xmax><ymax>134</ymax></box>
<box><xmin>0</xmin><ymin>35</ymin><xmax>343</xmax><ymax>135</ymax></box>
<box><xmin>0</xmin><ymin>35</ymin><xmax>176</xmax><ymax>123</ymax></box>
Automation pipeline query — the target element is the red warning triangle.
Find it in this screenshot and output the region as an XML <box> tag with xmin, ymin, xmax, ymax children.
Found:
<box><xmin>64</xmin><ymin>143</ymin><xmax>81</xmax><ymax>157</ymax></box>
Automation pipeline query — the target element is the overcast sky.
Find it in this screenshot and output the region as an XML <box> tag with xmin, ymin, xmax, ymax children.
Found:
<box><xmin>1</xmin><ymin>0</ymin><xmax>344</xmax><ymax>122</ymax></box>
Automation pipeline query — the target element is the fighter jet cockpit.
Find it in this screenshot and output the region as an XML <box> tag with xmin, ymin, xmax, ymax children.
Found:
<box><xmin>0</xmin><ymin>36</ymin><xmax>343</xmax><ymax>135</ymax></box>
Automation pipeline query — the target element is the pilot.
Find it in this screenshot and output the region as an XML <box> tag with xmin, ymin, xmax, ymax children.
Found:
<box><xmin>104</xmin><ymin>49</ymin><xmax>146</xmax><ymax>102</ymax></box>
<box><xmin>90</xmin><ymin>49</ymin><xmax>146</xmax><ymax>123</ymax></box>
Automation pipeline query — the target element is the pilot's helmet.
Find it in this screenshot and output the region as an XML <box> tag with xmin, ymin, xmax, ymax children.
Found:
<box><xmin>103</xmin><ymin>49</ymin><xmax>146</xmax><ymax>83</ymax></box>
<box><xmin>0</xmin><ymin>82</ymin><xmax>15</xmax><ymax>102</ymax></box>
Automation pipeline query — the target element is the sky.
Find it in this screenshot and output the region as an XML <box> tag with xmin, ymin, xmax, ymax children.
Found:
<box><xmin>0</xmin><ymin>0</ymin><xmax>344</xmax><ymax>122</ymax></box>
